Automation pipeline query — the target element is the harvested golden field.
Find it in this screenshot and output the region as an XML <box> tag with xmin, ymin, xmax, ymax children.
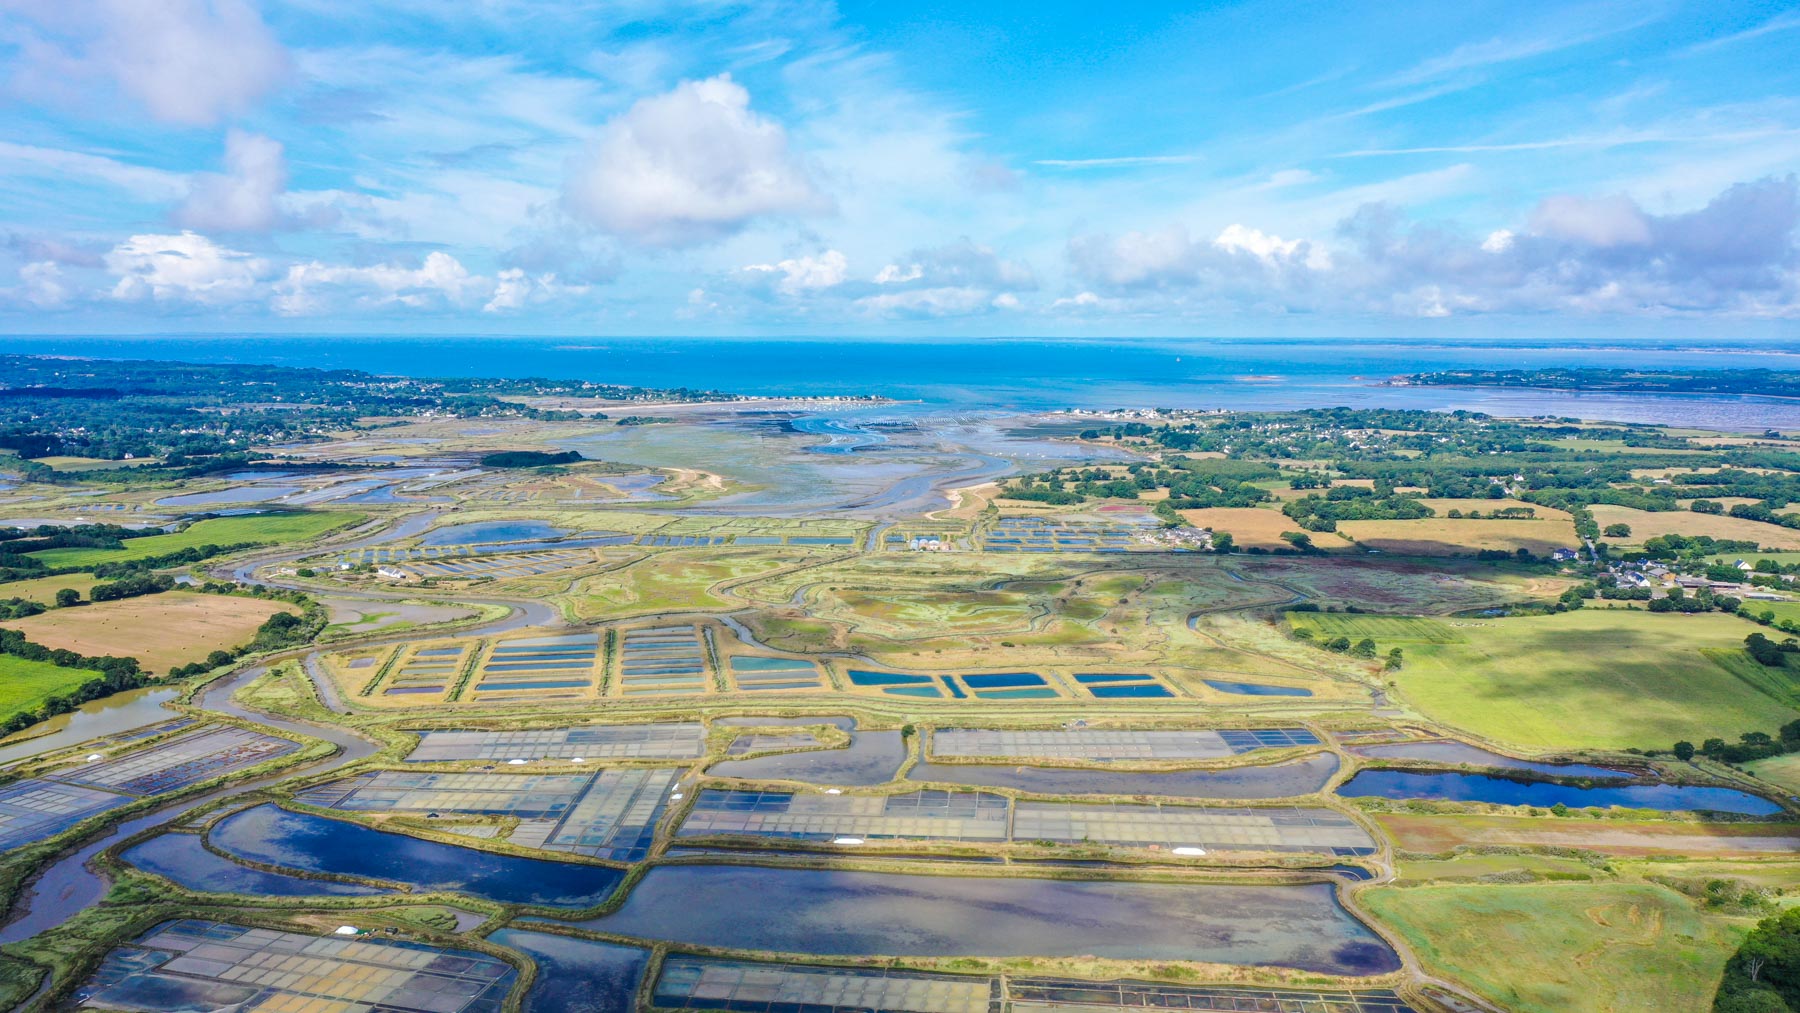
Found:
<box><xmin>0</xmin><ymin>592</ymin><xmax>297</xmax><ymax>672</ymax></box>
<box><xmin>1588</xmin><ymin>504</ymin><xmax>1800</xmax><ymax>550</ymax></box>
<box><xmin>1176</xmin><ymin>507</ymin><xmax>1324</xmax><ymax>550</ymax></box>
<box><xmin>1338</xmin><ymin>516</ymin><xmax>1579</xmax><ymax>556</ymax></box>
<box><xmin>1416</xmin><ymin>497</ymin><xmax>1572</xmax><ymax>519</ymax></box>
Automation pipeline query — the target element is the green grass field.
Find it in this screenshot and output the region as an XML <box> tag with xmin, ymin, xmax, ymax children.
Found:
<box><xmin>1287</xmin><ymin>613</ymin><xmax>1463</xmax><ymax>643</ymax></box>
<box><xmin>0</xmin><ymin>654</ymin><xmax>101</xmax><ymax>725</ymax></box>
<box><xmin>1390</xmin><ymin>609</ymin><xmax>1798</xmax><ymax>749</ymax></box>
<box><xmin>1701</xmin><ymin>648</ymin><xmax>1800</xmax><ymax>708</ymax></box>
<box><xmin>1742</xmin><ymin>600</ymin><xmax>1800</xmax><ymax>626</ymax></box>
<box><xmin>28</xmin><ymin>511</ymin><xmax>360</xmax><ymax>568</ymax></box>
<box><xmin>1746</xmin><ymin>752</ymin><xmax>1800</xmax><ymax>794</ymax></box>
<box><xmin>1364</xmin><ymin>882</ymin><xmax>1736</xmax><ymax>1013</ymax></box>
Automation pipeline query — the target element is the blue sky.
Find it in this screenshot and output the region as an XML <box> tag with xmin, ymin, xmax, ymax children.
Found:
<box><xmin>1</xmin><ymin>0</ymin><xmax>1797</xmax><ymax>337</ymax></box>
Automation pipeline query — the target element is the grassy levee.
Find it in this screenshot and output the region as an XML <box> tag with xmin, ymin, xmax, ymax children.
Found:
<box><xmin>1364</xmin><ymin>881</ymin><xmax>1741</xmax><ymax>1013</ymax></box>
<box><xmin>1383</xmin><ymin>609</ymin><xmax>1800</xmax><ymax>750</ymax></box>
<box><xmin>26</xmin><ymin>510</ymin><xmax>363</xmax><ymax>568</ymax></box>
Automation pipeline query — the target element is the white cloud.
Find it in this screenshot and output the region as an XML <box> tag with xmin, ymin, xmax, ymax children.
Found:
<box><xmin>174</xmin><ymin>130</ymin><xmax>287</xmax><ymax>232</ymax></box>
<box><xmin>6</xmin><ymin>0</ymin><xmax>290</xmax><ymax>126</ymax></box>
<box><xmin>105</xmin><ymin>230</ymin><xmax>269</xmax><ymax>305</ymax></box>
<box><xmin>13</xmin><ymin>261</ymin><xmax>68</xmax><ymax>308</ymax></box>
<box><xmin>563</xmin><ymin>74</ymin><xmax>826</xmax><ymax>246</ymax></box>
<box><xmin>741</xmin><ymin>249</ymin><xmax>847</xmax><ymax>295</ymax></box>
<box><xmin>273</xmin><ymin>251</ymin><xmax>487</xmax><ymax>315</ymax></box>
<box><xmin>1069</xmin><ymin>225</ymin><xmax>1328</xmax><ymax>292</ymax></box>
<box><xmin>1527</xmin><ymin>193</ymin><xmax>1652</xmax><ymax>247</ymax></box>
<box><xmin>1214</xmin><ymin>224</ymin><xmax>1332</xmax><ymax>269</ymax></box>
<box><xmin>854</xmin><ymin>286</ymin><xmax>1008</xmax><ymax>317</ymax></box>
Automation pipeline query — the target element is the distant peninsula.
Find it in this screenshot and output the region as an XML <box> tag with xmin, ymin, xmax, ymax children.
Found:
<box><xmin>1393</xmin><ymin>367</ymin><xmax>1800</xmax><ymax>399</ymax></box>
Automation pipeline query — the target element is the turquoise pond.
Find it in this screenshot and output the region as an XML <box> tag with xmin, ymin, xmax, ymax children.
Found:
<box><xmin>1204</xmin><ymin>680</ymin><xmax>1314</xmax><ymax>698</ymax></box>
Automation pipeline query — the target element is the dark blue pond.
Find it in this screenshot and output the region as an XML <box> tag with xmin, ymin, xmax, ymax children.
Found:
<box><xmin>491</xmin><ymin>928</ymin><xmax>649</xmax><ymax>1013</ymax></box>
<box><xmin>209</xmin><ymin>805</ymin><xmax>625</xmax><ymax>906</ymax></box>
<box><xmin>124</xmin><ymin>832</ymin><xmax>390</xmax><ymax>897</ymax></box>
<box><xmin>1339</xmin><ymin>770</ymin><xmax>1782</xmax><ymax>815</ymax></box>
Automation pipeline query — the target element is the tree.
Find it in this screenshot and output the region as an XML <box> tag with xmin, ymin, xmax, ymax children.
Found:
<box><xmin>1351</xmin><ymin>638</ymin><xmax>1377</xmax><ymax>658</ymax></box>
<box><xmin>1210</xmin><ymin>531</ymin><xmax>1235</xmax><ymax>553</ymax></box>
<box><xmin>1748</xmin><ymin>633</ymin><xmax>1787</xmax><ymax>667</ymax></box>
<box><xmin>1385</xmin><ymin>647</ymin><xmax>1404</xmax><ymax>670</ymax></box>
<box><xmin>1603</xmin><ymin>522</ymin><xmax>1632</xmax><ymax>537</ymax></box>
<box><xmin>54</xmin><ymin>588</ymin><xmax>80</xmax><ymax>608</ymax></box>
<box><xmin>1674</xmin><ymin>740</ymin><xmax>1696</xmax><ymax>761</ymax></box>
<box><xmin>1324</xmin><ymin>636</ymin><xmax>1352</xmax><ymax>653</ymax></box>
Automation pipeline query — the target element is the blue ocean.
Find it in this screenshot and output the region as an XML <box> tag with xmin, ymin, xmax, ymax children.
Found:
<box><xmin>9</xmin><ymin>334</ymin><xmax>1800</xmax><ymax>428</ymax></box>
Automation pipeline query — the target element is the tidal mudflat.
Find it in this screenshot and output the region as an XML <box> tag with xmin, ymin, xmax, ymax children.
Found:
<box><xmin>708</xmin><ymin>730</ymin><xmax>906</xmax><ymax>785</ymax></box>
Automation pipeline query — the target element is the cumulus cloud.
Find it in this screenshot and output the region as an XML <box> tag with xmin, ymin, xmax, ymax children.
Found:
<box><xmin>4</xmin><ymin>0</ymin><xmax>291</xmax><ymax>126</ymax></box>
<box><xmin>1062</xmin><ymin>176</ymin><xmax>1800</xmax><ymax>319</ymax></box>
<box><xmin>853</xmin><ymin>239</ymin><xmax>1035</xmax><ymax>318</ymax></box>
<box><xmin>273</xmin><ymin>252</ymin><xmax>486</xmax><ymax>315</ymax></box>
<box><xmin>93</xmin><ymin>231</ymin><xmax>577</xmax><ymax>316</ymax></box>
<box><xmin>563</xmin><ymin>74</ymin><xmax>826</xmax><ymax>246</ymax></box>
<box><xmin>1068</xmin><ymin>224</ymin><xmax>1326</xmax><ymax>291</ymax></box>
<box><xmin>174</xmin><ymin>130</ymin><xmax>286</xmax><ymax>232</ymax></box>
<box><xmin>273</xmin><ymin>253</ymin><xmax>580</xmax><ymax>316</ymax></box>
<box><xmin>106</xmin><ymin>230</ymin><xmax>270</xmax><ymax>305</ymax></box>
<box><xmin>11</xmin><ymin>261</ymin><xmax>68</xmax><ymax>308</ymax></box>
<box><xmin>740</xmin><ymin>249</ymin><xmax>848</xmax><ymax>295</ymax></box>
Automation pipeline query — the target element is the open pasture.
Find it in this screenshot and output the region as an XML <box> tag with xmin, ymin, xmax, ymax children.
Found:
<box><xmin>1287</xmin><ymin>613</ymin><xmax>1463</xmax><ymax>643</ymax></box>
<box><xmin>0</xmin><ymin>592</ymin><xmax>298</xmax><ymax>672</ymax></box>
<box><xmin>0</xmin><ymin>654</ymin><xmax>104</xmax><ymax>727</ymax></box>
<box><xmin>28</xmin><ymin>510</ymin><xmax>357</xmax><ymax>567</ymax></box>
<box><xmin>1364</xmin><ymin>882</ymin><xmax>1736</xmax><ymax>1013</ymax></box>
<box><xmin>1387</xmin><ymin>609</ymin><xmax>1799</xmax><ymax>749</ymax></box>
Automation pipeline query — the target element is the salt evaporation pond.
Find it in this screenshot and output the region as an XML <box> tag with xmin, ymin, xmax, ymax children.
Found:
<box><xmin>708</xmin><ymin>731</ymin><xmax>905</xmax><ymax>785</ymax></box>
<box><xmin>573</xmin><ymin>865</ymin><xmax>1399</xmax><ymax>974</ymax></box>
<box><xmin>418</xmin><ymin>519</ymin><xmax>571</xmax><ymax>545</ymax></box>
<box><xmin>1339</xmin><ymin>770</ymin><xmax>1781</xmax><ymax>814</ymax></box>
<box><xmin>1350</xmin><ymin>739</ymin><xmax>1630</xmax><ymax>779</ymax></box>
<box><xmin>210</xmin><ymin>805</ymin><xmax>624</xmax><ymax>906</ymax></box>
<box><xmin>156</xmin><ymin>485</ymin><xmax>302</xmax><ymax>506</ymax></box>
<box><xmin>124</xmin><ymin>832</ymin><xmax>390</xmax><ymax>898</ymax></box>
<box><xmin>906</xmin><ymin>753</ymin><xmax>1339</xmax><ymax>798</ymax></box>
<box><xmin>491</xmin><ymin>929</ymin><xmax>649</xmax><ymax>1013</ymax></box>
